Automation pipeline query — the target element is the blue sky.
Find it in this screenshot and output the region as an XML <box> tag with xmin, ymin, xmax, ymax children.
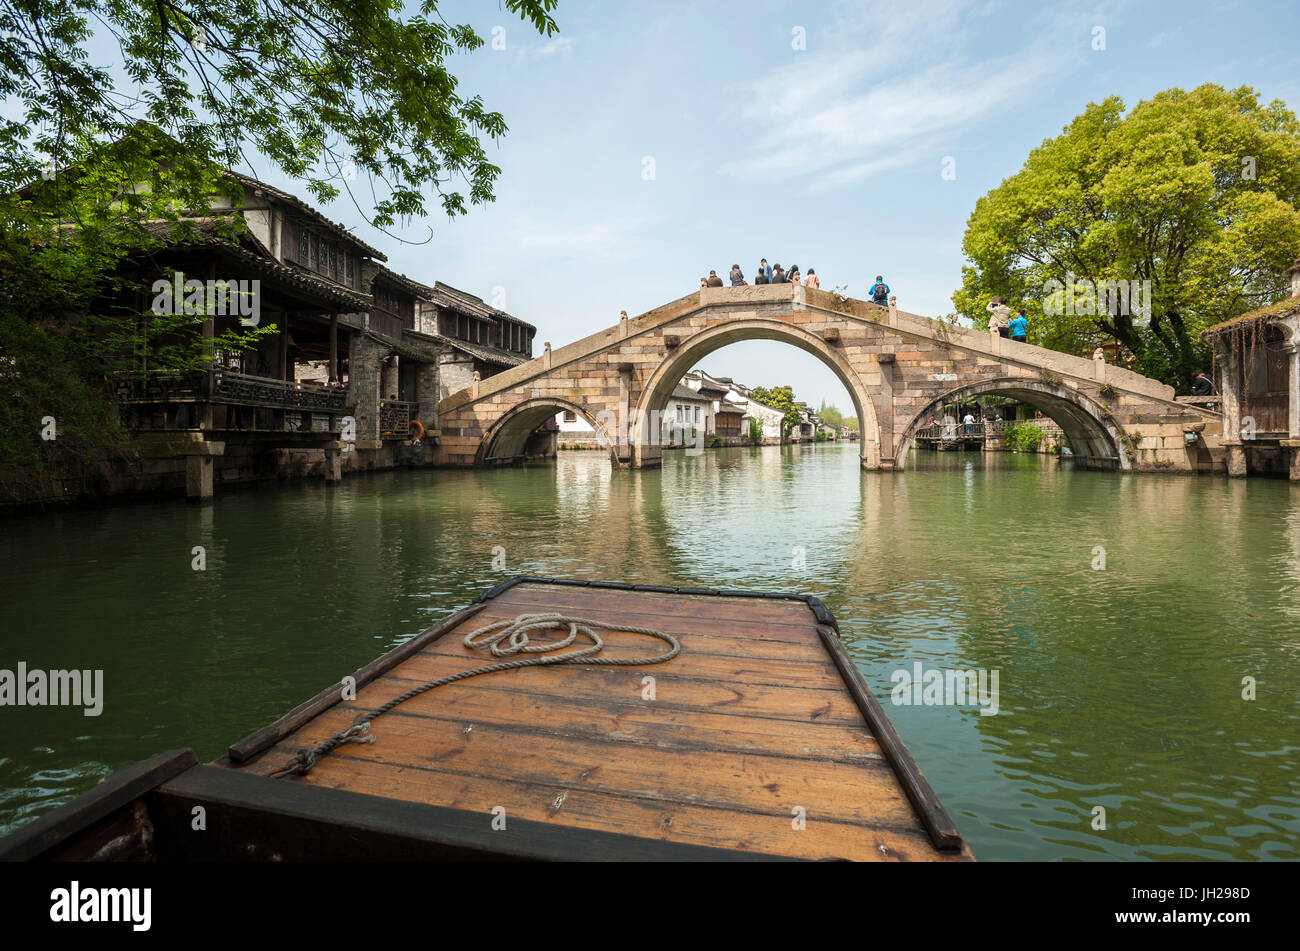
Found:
<box><xmin>40</xmin><ymin>0</ymin><xmax>1300</xmax><ymax>410</ymax></box>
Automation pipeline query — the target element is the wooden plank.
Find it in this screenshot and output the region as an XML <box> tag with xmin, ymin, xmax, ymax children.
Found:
<box><xmin>241</xmin><ymin>754</ymin><xmax>964</xmax><ymax>861</ymax></box>
<box><xmin>815</xmin><ymin>623</ymin><xmax>965</xmax><ymax>852</ymax></box>
<box><xmin>363</xmin><ymin>664</ymin><xmax>865</xmax><ymax>725</ymax></box>
<box><xmin>252</xmin><ymin>717</ymin><xmax>919</xmax><ymax>829</ymax></box>
<box><xmin>247</xmin><ymin>687</ymin><xmax>887</xmax><ymax>764</ymax></box>
<box><xmin>225</xmin><ymin>600</ymin><xmax>490</xmax><ymax>763</ymax></box>
<box><xmin>497</xmin><ymin>582</ymin><xmax>819</xmax><ymax>619</ymax></box>
<box><xmin>406</xmin><ymin>635</ymin><xmax>849</xmax><ymax>691</ymax></box>
<box><xmin>156</xmin><ymin>766</ymin><xmax>794</xmax><ymax>862</ymax></box>
<box><xmin>457</xmin><ymin>607</ymin><xmax>831</xmax><ymax>663</ymax></box>
<box><xmin>0</xmin><ymin>749</ymin><xmax>198</xmax><ymax>862</ymax></box>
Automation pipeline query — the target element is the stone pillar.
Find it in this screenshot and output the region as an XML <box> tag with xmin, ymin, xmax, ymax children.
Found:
<box><xmin>380</xmin><ymin>355</ymin><xmax>399</xmax><ymax>400</ymax></box>
<box><xmin>350</xmin><ymin>334</ymin><xmax>383</xmax><ymax>446</ymax></box>
<box><xmin>1227</xmin><ymin>445</ymin><xmax>1248</xmax><ymax>477</ymax></box>
<box><xmin>329</xmin><ymin>314</ymin><xmax>338</xmax><ymax>380</ymax></box>
<box><xmin>1217</xmin><ymin>342</ymin><xmax>1240</xmax><ymax>441</ymax></box>
<box><xmin>1287</xmin><ymin>340</ymin><xmax>1299</xmax><ymax>440</ymax></box>
<box><xmin>186</xmin><ymin>454</ymin><xmax>213</xmax><ymax>503</ymax></box>
<box><xmin>1218</xmin><ymin>340</ymin><xmax>1247</xmax><ymax>478</ymax></box>
<box><xmin>418</xmin><ymin>361</ymin><xmax>439</xmax><ymax>465</ymax></box>
<box><xmin>324</xmin><ymin>444</ymin><xmax>342</xmax><ymax>483</ymax></box>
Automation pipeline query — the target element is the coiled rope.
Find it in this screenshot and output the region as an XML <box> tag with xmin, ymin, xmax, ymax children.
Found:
<box><xmin>270</xmin><ymin>612</ymin><xmax>681</xmax><ymax>779</ymax></box>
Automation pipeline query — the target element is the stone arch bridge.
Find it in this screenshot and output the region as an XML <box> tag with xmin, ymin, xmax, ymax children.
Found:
<box><xmin>434</xmin><ymin>284</ymin><xmax>1223</xmax><ymax>472</ymax></box>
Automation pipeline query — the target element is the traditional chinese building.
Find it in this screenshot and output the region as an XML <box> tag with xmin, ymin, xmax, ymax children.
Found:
<box><xmin>1202</xmin><ymin>258</ymin><xmax>1300</xmax><ymax>479</ymax></box>
<box><xmin>415</xmin><ymin>283</ymin><xmax>536</xmax><ymax>400</ymax></box>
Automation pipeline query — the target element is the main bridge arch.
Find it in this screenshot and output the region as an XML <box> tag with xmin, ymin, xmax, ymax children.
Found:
<box><xmin>633</xmin><ymin>317</ymin><xmax>882</xmax><ymax>468</ymax></box>
<box><xmin>895</xmin><ymin>377</ymin><xmax>1131</xmax><ymax>469</ymax></box>
<box><xmin>435</xmin><ymin>284</ymin><xmax>1218</xmax><ymax>473</ymax></box>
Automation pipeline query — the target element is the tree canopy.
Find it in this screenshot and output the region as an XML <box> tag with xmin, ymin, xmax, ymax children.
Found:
<box><xmin>0</xmin><ymin>0</ymin><xmax>559</xmax><ymax>498</ymax></box>
<box><xmin>952</xmin><ymin>84</ymin><xmax>1300</xmax><ymax>389</ymax></box>
<box><xmin>749</xmin><ymin>385</ymin><xmax>803</xmax><ymax>435</ymax></box>
<box><xmin>2</xmin><ymin>0</ymin><xmax>558</xmax><ymax>229</ymax></box>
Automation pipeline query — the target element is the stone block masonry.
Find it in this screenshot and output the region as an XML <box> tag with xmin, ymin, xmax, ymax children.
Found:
<box><xmin>437</xmin><ymin>284</ymin><xmax>1223</xmax><ymax>473</ymax></box>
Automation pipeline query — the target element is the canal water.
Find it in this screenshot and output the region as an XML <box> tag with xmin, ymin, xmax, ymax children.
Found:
<box><xmin>2</xmin><ymin>443</ymin><xmax>1298</xmax><ymax>860</ymax></box>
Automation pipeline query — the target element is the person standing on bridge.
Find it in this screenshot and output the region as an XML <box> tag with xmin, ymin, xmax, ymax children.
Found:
<box><xmin>1191</xmin><ymin>369</ymin><xmax>1214</xmax><ymax>396</ymax></box>
<box><xmin>1009</xmin><ymin>308</ymin><xmax>1028</xmax><ymax>342</ymax></box>
<box><xmin>706</xmin><ymin>270</ymin><xmax>724</xmax><ymax>287</ymax></box>
<box><xmin>870</xmin><ymin>276</ymin><xmax>890</xmax><ymax>306</ymax></box>
<box><xmin>755</xmin><ymin>265</ymin><xmax>770</xmax><ymax>285</ymax></box>
<box><xmin>760</xmin><ymin>258</ymin><xmax>773</xmax><ymax>282</ymax></box>
<box><xmin>804</xmin><ymin>268</ymin><xmax>819</xmax><ymax>289</ymax></box>
<box><xmin>986</xmin><ymin>297</ymin><xmax>1011</xmax><ymax>338</ymax></box>
<box><xmin>788</xmin><ymin>265</ymin><xmax>801</xmax><ymax>285</ymax></box>
<box><xmin>772</xmin><ymin>264</ymin><xmax>788</xmax><ymax>283</ymax></box>
<box><xmin>730</xmin><ymin>264</ymin><xmax>746</xmax><ymax>286</ymax></box>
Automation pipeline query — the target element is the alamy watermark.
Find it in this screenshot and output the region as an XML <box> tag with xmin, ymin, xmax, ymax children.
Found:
<box><xmin>891</xmin><ymin>662</ymin><xmax>1000</xmax><ymax>716</ymax></box>
<box><xmin>1041</xmin><ymin>272</ymin><xmax>1150</xmax><ymax>326</ymax></box>
<box><xmin>151</xmin><ymin>272</ymin><xmax>261</xmax><ymax>326</ymax></box>
<box><xmin>1</xmin><ymin>662</ymin><xmax>103</xmax><ymax>716</ymax></box>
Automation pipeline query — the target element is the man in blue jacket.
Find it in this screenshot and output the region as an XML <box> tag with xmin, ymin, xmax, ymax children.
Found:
<box><xmin>870</xmin><ymin>276</ymin><xmax>890</xmax><ymax>305</ymax></box>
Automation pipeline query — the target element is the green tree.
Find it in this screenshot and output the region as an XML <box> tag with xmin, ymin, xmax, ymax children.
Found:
<box><xmin>953</xmin><ymin>84</ymin><xmax>1300</xmax><ymax>389</ymax></box>
<box><xmin>2</xmin><ymin>0</ymin><xmax>559</xmax><ymax>229</ymax></box>
<box><xmin>818</xmin><ymin>402</ymin><xmax>844</xmax><ymax>429</ymax></box>
<box><xmin>1</xmin><ymin>0</ymin><xmax>559</xmax><ymax>492</ymax></box>
<box><xmin>749</xmin><ymin>385</ymin><xmax>803</xmax><ymax>440</ymax></box>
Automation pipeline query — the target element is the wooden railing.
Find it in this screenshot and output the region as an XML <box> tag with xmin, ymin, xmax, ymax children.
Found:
<box><xmin>110</xmin><ymin>370</ymin><xmax>350</xmax><ymax>413</ymax></box>
<box><xmin>212</xmin><ymin>370</ymin><xmax>349</xmax><ymax>412</ymax></box>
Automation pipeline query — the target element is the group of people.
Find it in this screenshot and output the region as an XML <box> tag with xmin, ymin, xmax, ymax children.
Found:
<box><xmin>704</xmin><ymin>259</ymin><xmax>822</xmax><ymax>289</ymax></box>
<box><xmin>985</xmin><ymin>298</ymin><xmax>1028</xmax><ymax>342</ymax></box>
<box><xmin>702</xmin><ymin>262</ymin><xmax>896</xmax><ymax>306</ymax></box>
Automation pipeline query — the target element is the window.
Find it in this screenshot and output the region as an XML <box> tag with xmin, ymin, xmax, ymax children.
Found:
<box><xmin>345</xmin><ymin>254</ymin><xmax>353</xmax><ymax>282</ymax></box>
<box><xmin>312</xmin><ymin>236</ymin><xmax>320</xmax><ymax>265</ymax></box>
<box><xmin>695</xmin><ymin>407</ymin><xmax>700</xmax><ymax>423</ymax></box>
<box><xmin>564</xmin><ymin>410</ymin><xmax>577</xmax><ymax>423</ymax></box>
<box><xmin>298</xmin><ymin>228</ymin><xmax>309</xmax><ymax>259</ymax></box>
<box><xmin>329</xmin><ymin>244</ymin><xmax>337</xmax><ymax>274</ymax></box>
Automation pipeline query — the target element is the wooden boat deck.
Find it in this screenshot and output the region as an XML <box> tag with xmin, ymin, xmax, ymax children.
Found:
<box><xmin>219</xmin><ymin>578</ymin><xmax>973</xmax><ymax>861</ymax></box>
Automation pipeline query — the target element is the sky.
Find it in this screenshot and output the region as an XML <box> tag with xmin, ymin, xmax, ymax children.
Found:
<box><xmin>30</xmin><ymin>0</ymin><xmax>1300</xmax><ymax>411</ymax></box>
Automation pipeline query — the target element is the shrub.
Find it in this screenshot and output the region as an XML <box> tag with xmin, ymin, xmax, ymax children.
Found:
<box><xmin>1004</xmin><ymin>422</ymin><xmax>1045</xmax><ymax>453</ymax></box>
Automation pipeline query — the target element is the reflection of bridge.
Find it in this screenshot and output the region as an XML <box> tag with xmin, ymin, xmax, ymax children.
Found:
<box><xmin>436</xmin><ymin>284</ymin><xmax>1223</xmax><ymax>472</ymax></box>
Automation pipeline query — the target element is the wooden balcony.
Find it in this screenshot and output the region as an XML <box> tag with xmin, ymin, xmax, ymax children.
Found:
<box><xmin>111</xmin><ymin>370</ymin><xmax>353</xmax><ymax>437</ymax></box>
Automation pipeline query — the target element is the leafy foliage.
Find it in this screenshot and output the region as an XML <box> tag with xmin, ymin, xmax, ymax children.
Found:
<box><xmin>0</xmin><ymin>0</ymin><xmax>559</xmax><ymax>496</ymax></box>
<box><xmin>1</xmin><ymin>0</ymin><xmax>559</xmax><ymax>229</ymax></box>
<box><xmin>748</xmin><ymin>385</ymin><xmax>803</xmax><ymax>437</ymax></box>
<box><xmin>817</xmin><ymin>402</ymin><xmax>844</xmax><ymax>429</ymax></box>
<box><xmin>953</xmin><ymin>84</ymin><xmax>1300</xmax><ymax>389</ymax></box>
<box><xmin>1004</xmin><ymin>422</ymin><xmax>1045</xmax><ymax>453</ymax></box>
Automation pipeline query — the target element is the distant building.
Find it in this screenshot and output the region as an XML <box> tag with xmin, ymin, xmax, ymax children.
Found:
<box><xmin>1202</xmin><ymin>258</ymin><xmax>1300</xmax><ymax>479</ymax></box>
<box><xmin>415</xmin><ymin>282</ymin><xmax>536</xmax><ymax>401</ymax></box>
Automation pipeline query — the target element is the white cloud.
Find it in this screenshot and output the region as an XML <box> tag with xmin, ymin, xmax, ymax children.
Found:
<box><xmin>721</xmin><ymin>0</ymin><xmax>1084</xmax><ymax>185</ymax></box>
<box><xmin>511</xmin><ymin>35</ymin><xmax>575</xmax><ymax>62</ymax></box>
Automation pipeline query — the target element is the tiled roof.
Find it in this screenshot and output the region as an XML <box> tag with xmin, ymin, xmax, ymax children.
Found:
<box><xmin>231</xmin><ymin>172</ymin><xmax>387</xmax><ymax>260</ymax></box>
<box><xmin>408</xmin><ymin>328</ymin><xmax>528</xmax><ymax>368</ymax></box>
<box><xmin>137</xmin><ymin>217</ymin><xmax>371</xmax><ymax>311</ymax></box>
<box><xmin>670</xmin><ymin>385</ymin><xmax>712</xmax><ymax>402</ymax></box>
<box><xmin>429</xmin><ymin>281</ymin><xmax>537</xmax><ymax>331</ymax></box>
<box><xmin>1202</xmin><ymin>295</ymin><xmax>1300</xmax><ymax>338</ymax></box>
<box><xmin>372</xmin><ymin>263</ymin><xmax>436</xmax><ymax>300</ymax></box>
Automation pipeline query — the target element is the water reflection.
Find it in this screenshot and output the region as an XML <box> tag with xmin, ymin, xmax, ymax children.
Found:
<box><xmin>0</xmin><ymin>444</ymin><xmax>1297</xmax><ymax>860</ymax></box>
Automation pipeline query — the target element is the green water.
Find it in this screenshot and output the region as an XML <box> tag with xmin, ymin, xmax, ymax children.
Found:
<box><xmin>2</xmin><ymin>444</ymin><xmax>1298</xmax><ymax>860</ymax></box>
